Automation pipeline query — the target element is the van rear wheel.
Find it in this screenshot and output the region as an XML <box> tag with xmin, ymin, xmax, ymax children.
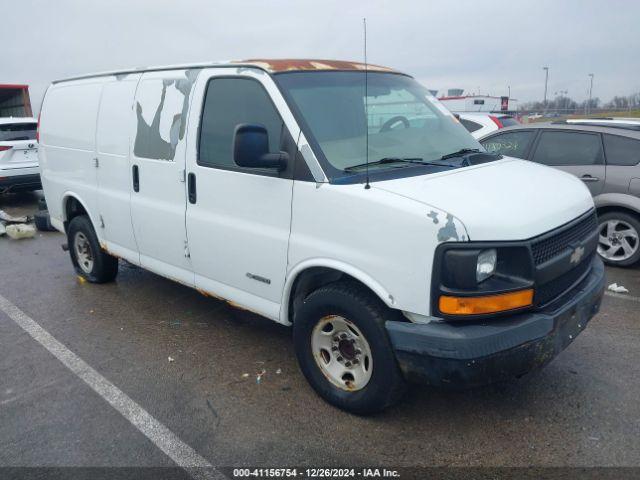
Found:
<box><xmin>293</xmin><ymin>281</ymin><xmax>406</xmax><ymax>414</ymax></box>
<box><xmin>67</xmin><ymin>215</ymin><xmax>118</xmax><ymax>283</ymax></box>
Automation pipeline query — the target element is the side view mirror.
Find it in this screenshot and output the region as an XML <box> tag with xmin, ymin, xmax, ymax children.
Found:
<box><xmin>233</xmin><ymin>124</ymin><xmax>288</xmax><ymax>171</ymax></box>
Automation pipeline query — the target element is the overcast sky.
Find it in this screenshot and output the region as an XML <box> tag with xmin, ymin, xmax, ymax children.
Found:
<box><xmin>4</xmin><ymin>0</ymin><xmax>639</xmax><ymax>113</ymax></box>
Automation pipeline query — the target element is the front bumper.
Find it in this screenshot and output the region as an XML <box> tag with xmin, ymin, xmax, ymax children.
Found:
<box><xmin>0</xmin><ymin>173</ymin><xmax>41</xmax><ymax>192</ymax></box>
<box><xmin>386</xmin><ymin>256</ymin><xmax>605</xmax><ymax>388</ymax></box>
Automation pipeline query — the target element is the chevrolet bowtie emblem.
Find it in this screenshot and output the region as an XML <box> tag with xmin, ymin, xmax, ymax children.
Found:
<box><xmin>570</xmin><ymin>245</ymin><xmax>585</xmax><ymax>265</ymax></box>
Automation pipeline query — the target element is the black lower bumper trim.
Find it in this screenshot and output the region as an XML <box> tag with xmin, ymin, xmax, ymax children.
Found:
<box><xmin>386</xmin><ymin>257</ymin><xmax>605</xmax><ymax>388</ymax></box>
<box><xmin>0</xmin><ymin>173</ymin><xmax>41</xmax><ymax>192</ymax></box>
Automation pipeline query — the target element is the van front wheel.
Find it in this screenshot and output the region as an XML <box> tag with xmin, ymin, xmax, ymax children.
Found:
<box><xmin>67</xmin><ymin>215</ymin><xmax>118</xmax><ymax>283</ymax></box>
<box><xmin>293</xmin><ymin>281</ymin><xmax>406</xmax><ymax>414</ymax></box>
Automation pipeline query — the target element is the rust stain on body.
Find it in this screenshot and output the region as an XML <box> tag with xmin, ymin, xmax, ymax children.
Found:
<box><xmin>196</xmin><ymin>289</ymin><xmax>258</xmax><ymax>315</ymax></box>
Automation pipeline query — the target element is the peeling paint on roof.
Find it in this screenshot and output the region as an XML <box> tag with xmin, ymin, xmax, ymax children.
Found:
<box><xmin>54</xmin><ymin>59</ymin><xmax>405</xmax><ymax>85</ymax></box>
<box><xmin>237</xmin><ymin>59</ymin><xmax>399</xmax><ymax>74</ymax></box>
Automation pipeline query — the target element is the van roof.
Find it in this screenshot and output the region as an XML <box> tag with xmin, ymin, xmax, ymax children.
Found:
<box><xmin>52</xmin><ymin>59</ymin><xmax>404</xmax><ymax>84</ymax></box>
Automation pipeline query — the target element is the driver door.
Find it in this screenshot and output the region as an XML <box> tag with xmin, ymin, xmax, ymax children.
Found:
<box><xmin>184</xmin><ymin>69</ymin><xmax>298</xmax><ymax>320</ymax></box>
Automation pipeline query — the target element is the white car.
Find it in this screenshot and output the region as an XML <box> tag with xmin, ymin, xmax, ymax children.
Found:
<box><xmin>0</xmin><ymin>117</ymin><xmax>40</xmax><ymax>193</ymax></box>
<box><xmin>457</xmin><ymin>112</ymin><xmax>520</xmax><ymax>139</ymax></box>
<box><xmin>38</xmin><ymin>59</ymin><xmax>604</xmax><ymax>413</ymax></box>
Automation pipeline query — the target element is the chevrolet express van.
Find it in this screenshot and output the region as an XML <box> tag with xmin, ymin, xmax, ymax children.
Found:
<box><xmin>39</xmin><ymin>59</ymin><xmax>605</xmax><ymax>413</ymax></box>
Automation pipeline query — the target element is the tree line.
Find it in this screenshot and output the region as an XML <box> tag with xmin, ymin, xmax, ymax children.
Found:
<box><xmin>520</xmin><ymin>91</ymin><xmax>640</xmax><ymax>113</ymax></box>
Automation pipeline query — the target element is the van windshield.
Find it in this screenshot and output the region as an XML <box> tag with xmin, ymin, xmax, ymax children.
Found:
<box><xmin>276</xmin><ymin>71</ymin><xmax>481</xmax><ymax>180</ymax></box>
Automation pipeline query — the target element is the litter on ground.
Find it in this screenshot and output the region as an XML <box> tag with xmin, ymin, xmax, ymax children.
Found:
<box><xmin>608</xmin><ymin>283</ymin><xmax>629</xmax><ymax>294</ymax></box>
<box><xmin>168</xmin><ymin>356</ymin><xmax>175</xmax><ymax>362</ymax></box>
<box><xmin>5</xmin><ymin>224</ymin><xmax>36</xmax><ymax>240</ymax></box>
<box><xmin>0</xmin><ymin>210</ymin><xmax>29</xmax><ymax>223</ymax></box>
<box><xmin>256</xmin><ymin>369</ymin><xmax>266</xmax><ymax>384</ymax></box>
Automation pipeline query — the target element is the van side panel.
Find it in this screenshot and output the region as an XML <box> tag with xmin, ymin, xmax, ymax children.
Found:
<box><xmin>39</xmin><ymin>80</ymin><xmax>105</xmax><ymax>229</ymax></box>
<box><xmin>96</xmin><ymin>77</ymin><xmax>141</xmax><ymax>262</ymax></box>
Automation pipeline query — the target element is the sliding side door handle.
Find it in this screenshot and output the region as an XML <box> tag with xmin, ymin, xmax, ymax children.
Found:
<box><xmin>132</xmin><ymin>165</ymin><xmax>140</xmax><ymax>192</ymax></box>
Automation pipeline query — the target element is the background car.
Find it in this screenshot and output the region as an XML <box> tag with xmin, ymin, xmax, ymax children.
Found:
<box><xmin>564</xmin><ymin>117</ymin><xmax>640</xmax><ymax>127</ymax></box>
<box><xmin>457</xmin><ymin>112</ymin><xmax>520</xmax><ymax>139</ymax></box>
<box><xmin>0</xmin><ymin>117</ymin><xmax>40</xmax><ymax>193</ymax></box>
<box><xmin>480</xmin><ymin>121</ymin><xmax>640</xmax><ymax>267</ymax></box>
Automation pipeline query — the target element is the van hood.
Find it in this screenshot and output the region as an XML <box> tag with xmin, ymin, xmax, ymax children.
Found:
<box><xmin>373</xmin><ymin>158</ymin><xmax>594</xmax><ymax>241</ymax></box>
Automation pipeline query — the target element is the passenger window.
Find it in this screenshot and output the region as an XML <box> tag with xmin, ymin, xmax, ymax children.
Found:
<box><xmin>603</xmin><ymin>134</ymin><xmax>640</xmax><ymax>166</ymax></box>
<box><xmin>198</xmin><ymin>78</ymin><xmax>284</xmax><ymax>169</ymax></box>
<box><xmin>480</xmin><ymin>130</ymin><xmax>535</xmax><ymax>159</ymax></box>
<box><xmin>532</xmin><ymin>131</ymin><xmax>603</xmax><ymax>166</ymax></box>
<box><xmin>459</xmin><ymin>119</ymin><xmax>483</xmax><ymax>133</ymax></box>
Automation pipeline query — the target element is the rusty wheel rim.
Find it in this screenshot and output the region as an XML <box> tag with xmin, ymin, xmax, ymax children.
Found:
<box><xmin>311</xmin><ymin>315</ymin><xmax>373</xmax><ymax>391</ymax></box>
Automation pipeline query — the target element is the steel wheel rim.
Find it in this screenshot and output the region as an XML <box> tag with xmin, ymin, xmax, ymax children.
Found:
<box><xmin>598</xmin><ymin>219</ymin><xmax>639</xmax><ymax>262</ymax></box>
<box><xmin>74</xmin><ymin>232</ymin><xmax>94</xmax><ymax>273</ymax></box>
<box><xmin>311</xmin><ymin>315</ymin><xmax>373</xmax><ymax>391</ymax></box>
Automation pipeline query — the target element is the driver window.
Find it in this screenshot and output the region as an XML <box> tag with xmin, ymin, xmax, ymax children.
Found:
<box><xmin>198</xmin><ymin>77</ymin><xmax>284</xmax><ymax>169</ymax></box>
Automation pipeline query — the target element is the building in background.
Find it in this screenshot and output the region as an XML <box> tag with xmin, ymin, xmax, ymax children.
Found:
<box><xmin>0</xmin><ymin>85</ymin><xmax>33</xmax><ymax>118</ymax></box>
<box><xmin>436</xmin><ymin>88</ymin><xmax>518</xmax><ymax>114</ymax></box>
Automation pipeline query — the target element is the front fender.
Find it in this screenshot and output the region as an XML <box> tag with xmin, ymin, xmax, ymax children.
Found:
<box><xmin>280</xmin><ymin>258</ymin><xmax>394</xmax><ymax>325</ymax></box>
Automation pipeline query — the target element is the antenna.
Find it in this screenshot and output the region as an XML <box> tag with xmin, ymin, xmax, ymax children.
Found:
<box><xmin>363</xmin><ymin>18</ymin><xmax>370</xmax><ymax>190</ymax></box>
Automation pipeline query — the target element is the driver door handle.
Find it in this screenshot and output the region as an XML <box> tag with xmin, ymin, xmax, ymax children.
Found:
<box><xmin>580</xmin><ymin>174</ymin><xmax>599</xmax><ymax>182</ymax></box>
<box><xmin>188</xmin><ymin>173</ymin><xmax>197</xmax><ymax>204</ymax></box>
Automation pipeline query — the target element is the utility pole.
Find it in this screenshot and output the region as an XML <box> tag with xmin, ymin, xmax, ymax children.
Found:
<box><xmin>588</xmin><ymin>73</ymin><xmax>594</xmax><ymax>116</ymax></box>
<box><xmin>543</xmin><ymin>66</ymin><xmax>549</xmax><ymax>111</ymax></box>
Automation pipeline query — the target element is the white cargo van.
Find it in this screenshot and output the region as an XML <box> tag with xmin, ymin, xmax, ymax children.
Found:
<box><xmin>39</xmin><ymin>59</ymin><xmax>605</xmax><ymax>413</ymax></box>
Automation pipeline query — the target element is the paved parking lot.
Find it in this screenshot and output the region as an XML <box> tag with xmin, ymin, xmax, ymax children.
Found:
<box><xmin>1</xmin><ymin>192</ymin><xmax>640</xmax><ymax>474</ymax></box>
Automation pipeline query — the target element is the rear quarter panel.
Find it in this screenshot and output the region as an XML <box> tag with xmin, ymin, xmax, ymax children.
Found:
<box><xmin>39</xmin><ymin>79</ymin><xmax>105</xmax><ymax>229</ymax></box>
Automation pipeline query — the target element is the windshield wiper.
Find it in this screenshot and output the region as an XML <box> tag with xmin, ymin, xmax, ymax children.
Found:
<box><xmin>344</xmin><ymin>157</ymin><xmax>461</xmax><ymax>172</ymax></box>
<box><xmin>344</xmin><ymin>157</ymin><xmax>425</xmax><ymax>172</ymax></box>
<box><xmin>440</xmin><ymin>148</ymin><xmax>481</xmax><ymax>161</ymax></box>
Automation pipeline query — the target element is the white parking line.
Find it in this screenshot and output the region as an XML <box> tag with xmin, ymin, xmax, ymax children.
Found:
<box><xmin>604</xmin><ymin>291</ymin><xmax>640</xmax><ymax>303</ymax></box>
<box><xmin>0</xmin><ymin>293</ymin><xmax>223</xmax><ymax>480</ymax></box>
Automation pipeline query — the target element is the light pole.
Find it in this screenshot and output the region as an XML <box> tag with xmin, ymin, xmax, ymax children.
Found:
<box><xmin>543</xmin><ymin>66</ymin><xmax>549</xmax><ymax>111</ymax></box>
<box><xmin>588</xmin><ymin>73</ymin><xmax>594</xmax><ymax>116</ymax></box>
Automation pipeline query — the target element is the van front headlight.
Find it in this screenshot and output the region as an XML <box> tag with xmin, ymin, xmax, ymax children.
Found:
<box><xmin>433</xmin><ymin>243</ymin><xmax>535</xmax><ymax>318</ymax></box>
<box><xmin>476</xmin><ymin>248</ymin><xmax>497</xmax><ymax>283</ymax></box>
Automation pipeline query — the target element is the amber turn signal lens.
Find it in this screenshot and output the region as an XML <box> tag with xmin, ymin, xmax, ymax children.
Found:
<box><xmin>439</xmin><ymin>289</ymin><xmax>534</xmax><ymax>315</ymax></box>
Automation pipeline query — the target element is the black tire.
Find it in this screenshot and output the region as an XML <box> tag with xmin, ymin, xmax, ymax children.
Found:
<box><xmin>34</xmin><ymin>210</ymin><xmax>56</xmax><ymax>232</ymax></box>
<box><xmin>293</xmin><ymin>281</ymin><xmax>406</xmax><ymax>414</ymax></box>
<box><xmin>67</xmin><ymin>215</ymin><xmax>118</xmax><ymax>283</ymax></box>
<box><xmin>597</xmin><ymin>211</ymin><xmax>640</xmax><ymax>267</ymax></box>
<box><xmin>38</xmin><ymin>197</ymin><xmax>48</xmax><ymax>211</ymax></box>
